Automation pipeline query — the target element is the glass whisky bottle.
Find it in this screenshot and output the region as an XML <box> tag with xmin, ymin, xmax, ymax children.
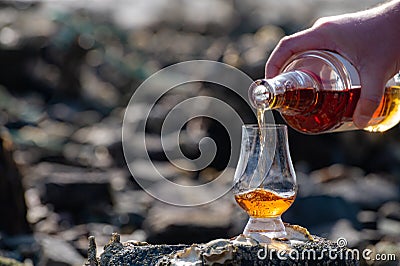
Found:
<box><xmin>249</xmin><ymin>50</ymin><xmax>400</xmax><ymax>134</ymax></box>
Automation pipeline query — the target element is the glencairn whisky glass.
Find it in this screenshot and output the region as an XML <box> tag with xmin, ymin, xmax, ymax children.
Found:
<box><xmin>233</xmin><ymin>124</ymin><xmax>296</xmax><ymax>242</ymax></box>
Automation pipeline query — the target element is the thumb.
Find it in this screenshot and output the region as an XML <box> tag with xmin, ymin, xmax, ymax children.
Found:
<box><xmin>353</xmin><ymin>71</ymin><xmax>385</xmax><ymax>129</ymax></box>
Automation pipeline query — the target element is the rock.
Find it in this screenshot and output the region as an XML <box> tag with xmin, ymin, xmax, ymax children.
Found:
<box><xmin>37</xmin><ymin>235</ymin><xmax>84</xmax><ymax>266</ymax></box>
<box><xmin>71</xmin><ymin>118</ymin><xmax>121</xmax><ymax>148</ymax></box>
<box><xmin>294</xmin><ymin>172</ymin><xmax>321</xmax><ymax>197</ymax></box>
<box><xmin>359</xmin><ymin>229</ymin><xmax>382</xmax><ymax>245</ymax></box>
<box><xmin>57</xmin><ymin>224</ymin><xmax>93</xmax><ymax>256</ymax></box>
<box><xmin>25</xmin><ymin>188</ymin><xmax>49</xmax><ymax>225</ymax></box>
<box><xmin>33</xmin><ymin>211</ymin><xmax>60</xmax><ymax>235</ymax></box>
<box><xmin>43</xmin><ymin>174</ymin><xmax>112</xmax><ymax>211</ymax></box>
<box><xmin>0</xmin><ymin>234</ymin><xmax>39</xmax><ymax>265</ymax></box>
<box><xmin>127</xmin><ymin>159</ymin><xmax>194</xmax><ymax>186</ymax></box>
<box><xmin>379</xmin><ymin>201</ymin><xmax>400</xmax><ymax>221</ymax></box>
<box><xmin>47</xmin><ymin>103</ymin><xmax>101</xmax><ymax>126</ymax></box>
<box><xmin>317</xmin><ymin>173</ymin><xmax>399</xmax><ymax>210</ymax></box>
<box><xmin>120</xmin><ymin>230</ymin><xmax>147</xmax><ymax>244</ymax></box>
<box><xmin>0</xmin><ymin>256</ymin><xmax>24</xmax><ymax>266</ymax></box>
<box><xmin>40</xmin><ymin>168</ymin><xmax>114</xmax><ymax>223</ymax></box>
<box><xmin>111</xmin><ymin>190</ymin><xmax>151</xmax><ymax>231</ymax></box>
<box><xmin>62</xmin><ymin>143</ymin><xmax>113</xmax><ymax>169</ymax></box>
<box><xmin>16</xmin><ymin>118</ymin><xmax>74</xmax><ymax>154</ymax></box>
<box><xmin>143</xmin><ymin>195</ymin><xmax>236</xmax><ymax>244</ymax></box>
<box><xmin>357</xmin><ymin>210</ymin><xmax>378</xmax><ymax>230</ymax></box>
<box><xmin>370</xmin><ymin>241</ymin><xmax>400</xmax><ymax>266</ymax></box>
<box><xmin>282</xmin><ymin>195</ymin><xmax>360</xmax><ymax>237</ymax></box>
<box><xmin>328</xmin><ymin>219</ymin><xmax>362</xmax><ymax>248</ymax></box>
<box><xmin>377</xmin><ymin>218</ymin><xmax>400</xmax><ymax>237</ymax></box>
<box><xmin>310</xmin><ymin>164</ymin><xmax>364</xmax><ymax>183</ymax></box>
<box><xmin>143</xmin><ymin>171</ymin><xmax>232</xmax><ymax>205</ymax></box>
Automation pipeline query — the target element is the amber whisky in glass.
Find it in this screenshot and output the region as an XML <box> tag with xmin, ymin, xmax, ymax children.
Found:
<box><xmin>233</xmin><ymin>124</ymin><xmax>296</xmax><ymax>242</ymax></box>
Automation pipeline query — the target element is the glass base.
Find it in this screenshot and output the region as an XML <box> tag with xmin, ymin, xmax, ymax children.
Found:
<box><xmin>243</xmin><ymin>216</ymin><xmax>286</xmax><ymax>243</ymax></box>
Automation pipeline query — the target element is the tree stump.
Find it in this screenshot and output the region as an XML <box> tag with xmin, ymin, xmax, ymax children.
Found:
<box><xmin>86</xmin><ymin>224</ymin><xmax>360</xmax><ymax>266</ymax></box>
<box><xmin>0</xmin><ymin>128</ymin><xmax>30</xmax><ymax>235</ymax></box>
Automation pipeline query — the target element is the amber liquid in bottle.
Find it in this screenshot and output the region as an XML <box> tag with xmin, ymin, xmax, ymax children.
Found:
<box><xmin>235</xmin><ymin>188</ymin><xmax>295</xmax><ymax>218</ymax></box>
<box><xmin>257</xmin><ymin>86</ymin><xmax>400</xmax><ymax>134</ymax></box>
<box><xmin>250</xmin><ymin>51</ymin><xmax>400</xmax><ymax>134</ymax></box>
<box><xmin>365</xmin><ymin>86</ymin><xmax>400</xmax><ymax>132</ymax></box>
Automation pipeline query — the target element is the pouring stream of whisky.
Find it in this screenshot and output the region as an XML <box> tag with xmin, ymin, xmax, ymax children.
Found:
<box><xmin>248</xmin><ymin>107</ymin><xmax>268</xmax><ymax>187</ymax></box>
<box><xmin>257</xmin><ymin>107</ymin><xmax>266</xmax><ymax>131</ymax></box>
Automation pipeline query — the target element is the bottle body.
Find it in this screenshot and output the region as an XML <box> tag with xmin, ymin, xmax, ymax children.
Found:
<box><xmin>249</xmin><ymin>50</ymin><xmax>400</xmax><ymax>134</ymax></box>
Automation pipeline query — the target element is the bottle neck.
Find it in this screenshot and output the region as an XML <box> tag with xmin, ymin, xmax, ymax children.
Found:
<box><xmin>249</xmin><ymin>70</ymin><xmax>318</xmax><ymax>113</ymax></box>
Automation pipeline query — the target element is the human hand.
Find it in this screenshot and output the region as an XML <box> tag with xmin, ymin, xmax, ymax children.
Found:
<box><xmin>265</xmin><ymin>1</ymin><xmax>400</xmax><ymax>128</ymax></box>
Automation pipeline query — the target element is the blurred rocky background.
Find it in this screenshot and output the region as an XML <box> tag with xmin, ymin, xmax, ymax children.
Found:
<box><xmin>0</xmin><ymin>0</ymin><xmax>398</xmax><ymax>265</ymax></box>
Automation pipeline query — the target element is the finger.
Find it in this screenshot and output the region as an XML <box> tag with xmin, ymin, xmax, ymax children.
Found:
<box><xmin>353</xmin><ymin>71</ymin><xmax>385</xmax><ymax>128</ymax></box>
<box><xmin>265</xmin><ymin>29</ymin><xmax>332</xmax><ymax>78</ymax></box>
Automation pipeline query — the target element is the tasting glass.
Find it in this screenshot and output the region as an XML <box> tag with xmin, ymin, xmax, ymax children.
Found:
<box><xmin>233</xmin><ymin>124</ymin><xmax>297</xmax><ymax>242</ymax></box>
